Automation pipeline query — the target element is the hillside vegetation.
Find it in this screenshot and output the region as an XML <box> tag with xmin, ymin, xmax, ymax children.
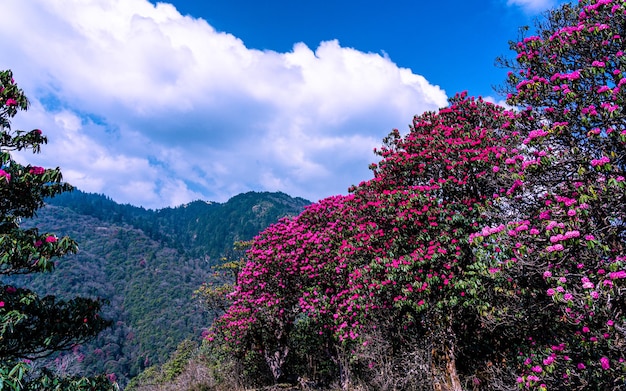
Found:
<box><xmin>14</xmin><ymin>190</ymin><xmax>309</xmax><ymax>388</ymax></box>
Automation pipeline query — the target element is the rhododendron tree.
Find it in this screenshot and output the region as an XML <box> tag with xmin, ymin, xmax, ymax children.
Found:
<box><xmin>209</xmin><ymin>195</ymin><xmax>364</xmax><ymax>384</ymax></box>
<box><xmin>209</xmin><ymin>94</ymin><xmax>521</xmax><ymax>390</ymax></box>
<box><xmin>0</xmin><ymin>70</ymin><xmax>114</xmax><ymax>390</ymax></box>
<box><xmin>484</xmin><ymin>0</ymin><xmax>626</xmax><ymax>388</ymax></box>
<box><xmin>343</xmin><ymin>94</ymin><xmax>519</xmax><ymax>390</ymax></box>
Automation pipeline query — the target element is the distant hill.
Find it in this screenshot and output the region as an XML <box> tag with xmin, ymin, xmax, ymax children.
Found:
<box><xmin>15</xmin><ymin>190</ymin><xmax>310</xmax><ymax>388</ymax></box>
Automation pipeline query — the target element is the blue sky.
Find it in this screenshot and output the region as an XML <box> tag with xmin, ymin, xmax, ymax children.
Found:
<box><xmin>0</xmin><ymin>0</ymin><xmax>569</xmax><ymax>208</ymax></box>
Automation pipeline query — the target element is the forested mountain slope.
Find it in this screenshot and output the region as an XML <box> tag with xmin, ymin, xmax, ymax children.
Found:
<box><xmin>15</xmin><ymin>190</ymin><xmax>309</xmax><ymax>388</ymax></box>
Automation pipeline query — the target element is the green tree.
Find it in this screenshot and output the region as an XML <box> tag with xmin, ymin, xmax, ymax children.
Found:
<box><xmin>0</xmin><ymin>70</ymin><xmax>114</xmax><ymax>390</ymax></box>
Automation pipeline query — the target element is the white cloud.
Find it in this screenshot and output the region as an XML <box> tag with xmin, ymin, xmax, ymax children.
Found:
<box><xmin>0</xmin><ymin>0</ymin><xmax>447</xmax><ymax>208</ymax></box>
<box><xmin>506</xmin><ymin>0</ymin><xmax>561</xmax><ymax>13</ymax></box>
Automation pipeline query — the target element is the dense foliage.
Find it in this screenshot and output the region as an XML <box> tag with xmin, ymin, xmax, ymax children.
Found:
<box><xmin>0</xmin><ymin>70</ymin><xmax>114</xmax><ymax>390</ymax></box>
<box><xmin>201</xmin><ymin>1</ymin><xmax>626</xmax><ymax>390</ymax></box>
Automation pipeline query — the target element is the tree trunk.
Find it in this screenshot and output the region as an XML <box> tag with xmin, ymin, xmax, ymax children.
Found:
<box><xmin>264</xmin><ymin>345</ymin><xmax>289</xmax><ymax>383</ymax></box>
<box><xmin>333</xmin><ymin>345</ymin><xmax>352</xmax><ymax>390</ymax></box>
<box><xmin>431</xmin><ymin>323</ymin><xmax>463</xmax><ymax>391</ymax></box>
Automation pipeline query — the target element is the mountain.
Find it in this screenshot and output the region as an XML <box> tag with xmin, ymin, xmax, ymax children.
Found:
<box><xmin>14</xmin><ymin>190</ymin><xmax>310</xmax><ymax>388</ymax></box>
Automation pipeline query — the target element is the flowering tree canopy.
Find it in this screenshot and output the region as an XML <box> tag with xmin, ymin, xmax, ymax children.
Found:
<box><xmin>0</xmin><ymin>70</ymin><xmax>114</xmax><ymax>390</ymax></box>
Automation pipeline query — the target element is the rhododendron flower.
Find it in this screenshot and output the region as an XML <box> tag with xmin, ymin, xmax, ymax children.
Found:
<box><xmin>582</xmin><ymin>277</ymin><xmax>594</xmax><ymax>289</ymax></box>
<box><xmin>609</xmin><ymin>270</ymin><xmax>626</xmax><ymax>279</ymax></box>
<box><xmin>29</xmin><ymin>166</ymin><xmax>45</xmax><ymax>175</ymax></box>
<box><xmin>45</xmin><ymin>235</ymin><xmax>57</xmax><ymax>243</ymax></box>
<box><xmin>600</xmin><ymin>357</ymin><xmax>610</xmax><ymax>370</ymax></box>
<box><xmin>591</xmin><ymin>156</ymin><xmax>610</xmax><ymax>167</ymax></box>
<box><xmin>5</xmin><ymin>98</ymin><xmax>17</xmax><ymax>106</ymax></box>
<box><xmin>0</xmin><ymin>169</ymin><xmax>10</xmax><ymax>182</ymax></box>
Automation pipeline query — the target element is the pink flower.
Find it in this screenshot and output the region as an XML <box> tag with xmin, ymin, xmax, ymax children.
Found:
<box><xmin>577</xmin><ymin>363</ymin><xmax>586</xmax><ymax>370</ymax></box>
<box><xmin>5</xmin><ymin>98</ymin><xmax>17</xmax><ymax>106</ymax></box>
<box><xmin>0</xmin><ymin>169</ymin><xmax>10</xmax><ymax>182</ymax></box>
<box><xmin>29</xmin><ymin>166</ymin><xmax>45</xmax><ymax>175</ymax></box>
<box><xmin>609</xmin><ymin>270</ymin><xmax>626</xmax><ymax>279</ymax></box>
<box><xmin>591</xmin><ymin>156</ymin><xmax>610</xmax><ymax>167</ymax></box>
<box><xmin>582</xmin><ymin>277</ymin><xmax>595</xmax><ymax>289</ymax></box>
<box><xmin>0</xmin><ymin>301</ymin><xmax>4</xmax><ymax>308</ymax></box>
<box><xmin>600</xmin><ymin>357</ymin><xmax>610</xmax><ymax>370</ymax></box>
<box><xmin>492</xmin><ymin>166</ymin><xmax>500</xmax><ymax>173</ymax></box>
<box><xmin>45</xmin><ymin>236</ymin><xmax>57</xmax><ymax>243</ymax></box>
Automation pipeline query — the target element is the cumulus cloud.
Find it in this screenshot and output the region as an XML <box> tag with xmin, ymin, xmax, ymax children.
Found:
<box><xmin>0</xmin><ymin>0</ymin><xmax>447</xmax><ymax>208</ymax></box>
